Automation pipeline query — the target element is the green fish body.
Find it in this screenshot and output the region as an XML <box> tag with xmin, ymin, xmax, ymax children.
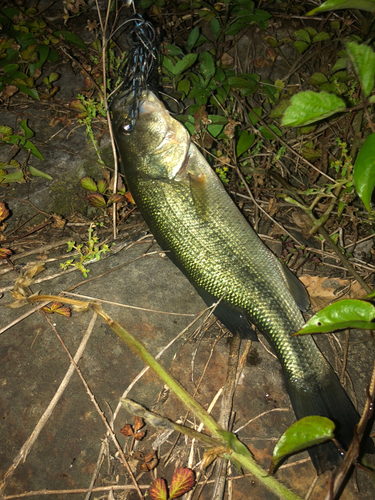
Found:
<box><xmin>111</xmin><ymin>90</ymin><xmax>369</xmax><ymax>473</ymax></box>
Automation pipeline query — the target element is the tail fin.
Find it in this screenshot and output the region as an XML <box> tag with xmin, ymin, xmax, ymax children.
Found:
<box><xmin>285</xmin><ymin>366</ymin><xmax>374</xmax><ymax>474</ymax></box>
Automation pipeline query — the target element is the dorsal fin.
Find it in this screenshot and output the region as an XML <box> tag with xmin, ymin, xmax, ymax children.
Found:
<box><xmin>282</xmin><ymin>265</ymin><xmax>310</xmax><ymax>312</ymax></box>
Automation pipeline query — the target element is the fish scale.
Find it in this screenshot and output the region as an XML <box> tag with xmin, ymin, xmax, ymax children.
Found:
<box><xmin>111</xmin><ymin>90</ymin><xmax>373</xmax><ymax>474</ymax></box>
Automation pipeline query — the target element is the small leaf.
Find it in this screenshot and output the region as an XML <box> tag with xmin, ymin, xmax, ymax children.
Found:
<box><xmin>0</xmin><ymin>202</ymin><xmax>10</xmax><ymax>221</ymax></box>
<box><xmin>295</xmin><ymin>299</ymin><xmax>375</xmax><ymax>335</ymax></box>
<box><xmin>271</xmin><ymin>416</ymin><xmax>335</xmax><ymax>472</ymax></box>
<box><xmin>294</xmin><ymin>29</ymin><xmax>310</xmax><ymax>43</ymax></box>
<box><xmin>186</xmin><ymin>26</ymin><xmax>199</xmax><ymax>52</ymax></box>
<box><xmin>80</xmin><ymin>176</ymin><xmax>97</xmax><ymax>191</ymax></box>
<box><xmin>199</xmin><ymin>52</ymin><xmax>215</xmax><ymax>81</ymax></box>
<box><xmin>312</xmin><ymin>32</ymin><xmax>330</xmax><ymax>43</ymax></box>
<box><xmin>331</xmin><ymin>57</ymin><xmax>349</xmax><ymax>73</ymax></box>
<box><xmin>108</xmin><ymin>193</ymin><xmax>126</xmax><ymax>204</ymax></box>
<box><xmin>293</xmin><ymin>41</ymin><xmax>309</xmax><ymax>54</ymax></box>
<box><xmin>125</xmin><ymin>191</ymin><xmax>135</xmax><ymax>204</ymax></box>
<box><xmin>227</xmin><ymin>77</ymin><xmax>257</xmax><ymax>90</ymax></box>
<box><xmin>97</xmin><ymin>178</ymin><xmax>107</xmax><ymax>193</ymax></box>
<box><xmin>259</xmin><ymin>125</ymin><xmax>282</xmax><ymax>139</ymax></box>
<box><xmin>18</xmin><ymin>119</ymin><xmax>34</xmax><ymax>139</ymax></box>
<box><xmin>174</xmin><ymin>53</ymin><xmax>198</xmax><ymax>76</ymax></box>
<box><xmin>282</xmin><ymin>91</ymin><xmax>346</xmax><ymax>127</ymax></box>
<box><xmin>29</xmin><ymin>166</ymin><xmax>52</xmax><ymax>180</ymax></box>
<box><xmin>149</xmin><ymin>478</ymin><xmax>168</xmax><ymax>500</ymax></box>
<box><xmin>169</xmin><ymin>467</ymin><xmax>195</xmax><ymax>499</ymax></box>
<box><xmin>54</xmin><ymin>31</ymin><xmax>88</xmax><ymax>51</ymax></box>
<box><xmin>120</xmin><ymin>424</ymin><xmax>134</xmax><ymax>437</ymax></box>
<box><xmin>0</xmin><ymin>247</ymin><xmax>12</xmax><ymax>258</ymax></box>
<box><xmin>23</xmin><ymin>139</ymin><xmax>44</xmax><ymax>160</ymax></box>
<box><xmin>16</xmin><ymin>85</ymin><xmax>39</xmax><ymax>100</ymax></box>
<box><xmin>237</xmin><ymin>130</ymin><xmax>255</xmax><ymax>156</ymax></box>
<box><xmin>210</xmin><ymin>17</ymin><xmax>221</xmax><ymax>39</ymax></box>
<box><xmin>354</xmin><ymin>133</ymin><xmax>375</xmax><ymax>212</ymax></box>
<box><xmin>309</xmin><ymin>73</ymin><xmax>328</xmax><ymax>85</ymax></box>
<box><xmin>346</xmin><ymin>41</ymin><xmax>375</xmax><ymax>97</ymax></box>
<box><xmin>85</xmin><ymin>193</ymin><xmax>106</xmax><ymax>208</ymax></box>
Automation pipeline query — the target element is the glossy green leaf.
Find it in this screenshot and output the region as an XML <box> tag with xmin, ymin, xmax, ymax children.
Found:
<box><xmin>186</xmin><ymin>27</ymin><xmax>199</xmax><ymax>52</ymax></box>
<box><xmin>177</xmin><ymin>79</ymin><xmax>190</xmax><ymax>97</ymax></box>
<box><xmin>271</xmin><ymin>416</ymin><xmax>335</xmax><ymax>472</ymax></box>
<box><xmin>308</xmin><ymin>0</ymin><xmax>375</xmax><ymax>15</ymax></box>
<box><xmin>346</xmin><ymin>42</ymin><xmax>375</xmax><ymax>97</ymax></box>
<box><xmin>19</xmin><ymin>119</ymin><xmax>34</xmax><ymax>139</ymax></box>
<box><xmin>294</xmin><ymin>29</ymin><xmax>310</xmax><ymax>43</ymax></box>
<box><xmin>97</xmin><ymin>179</ymin><xmax>107</xmax><ymax>193</ymax></box>
<box><xmin>80</xmin><ymin>176</ymin><xmax>97</xmax><ymax>191</ymax></box>
<box><xmin>28</xmin><ymin>166</ymin><xmax>52</xmax><ymax>180</ymax></box>
<box><xmin>237</xmin><ymin>130</ymin><xmax>255</xmax><ymax>156</ymax></box>
<box><xmin>353</xmin><ymin>133</ymin><xmax>375</xmax><ymax>212</ymax></box>
<box><xmin>16</xmin><ymin>85</ymin><xmax>39</xmax><ymax>100</ymax></box>
<box><xmin>309</xmin><ymin>73</ymin><xmax>328</xmax><ymax>85</ymax></box>
<box><xmin>23</xmin><ymin>139</ymin><xmax>44</xmax><ymax>160</ymax></box>
<box><xmin>282</xmin><ymin>91</ymin><xmax>345</xmax><ymax>127</ymax></box>
<box><xmin>259</xmin><ymin>125</ymin><xmax>282</xmax><ymax>140</ymax></box>
<box><xmin>199</xmin><ymin>52</ymin><xmax>215</xmax><ymax>81</ymax></box>
<box><xmin>0</xmin><ymin>169</ymin><xmax>24</xmax><ymax>182</ymax></box>
<box><xmin>210</xmin><ymin>17</ymin><xmax>221</xmax><ymax>39</ymax></box>
<box><xmin>312</xmin><ymin>32</ymin><xmax>330</xmax><ymax>43</ymax></box>
<box><xmin>293</xmin><ymin>41</ymin><xmax>308</xmax><ymax>54</ymax></box>
<box><xmin>54</xmin><ymin>31</ymin><xmax>88</xmax><ymax>51</ymax></box>
<box><xmin>332</xmin><ymin>57</ymin><xmax>349</xmax><ymax>73</ymax></box>
<box><xmin>295</xmin><ymin>299</ymin><xmax>375</xmax><ymax>335</ymax></box>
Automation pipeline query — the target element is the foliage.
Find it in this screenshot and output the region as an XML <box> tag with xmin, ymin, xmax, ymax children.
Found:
<box><xmin>149</xmin><ymin>468</ymin><xmax>195</xmax><ymax>500</ymax></box>
<box><xmin>0</xmin><ymin>6</ymin><xmax>86</xmax><ymax>100</ymax></box>
<box><xmin>60</xmin><ymin>223</ymin><xmax>112</xmax><ymax>277</ymax></box>
<box><xmin>0</xmin><ymin>121</ymin><xmax>52</xmax><ymax>183</ymax></box>
<box><xmin>80</xmin><ymin>176</ymin><xmax>130</xmax><ymax>208</ymax></box>
<box><xmin>271</xmin><ymin>416</ymin><xmax>335</xmax><ymax>473</ymax></box>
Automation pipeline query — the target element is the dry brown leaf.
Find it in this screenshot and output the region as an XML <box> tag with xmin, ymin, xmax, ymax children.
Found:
<box><xmin>300</xmin><ymin>275</ymin><xmax>364</xmax><ymax>312</ymax></box>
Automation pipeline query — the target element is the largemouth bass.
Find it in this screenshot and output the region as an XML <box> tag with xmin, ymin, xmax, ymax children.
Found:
<box><xmin>111</xmin><ymin>90</ymin><xmax>371</xmax><ymax>473</ymax></box>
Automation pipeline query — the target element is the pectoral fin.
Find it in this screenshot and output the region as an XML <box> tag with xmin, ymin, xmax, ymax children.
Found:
<box><xmin>188</xmin><ymin>172</ymin><xmax>210</xmax><ymax>219</ymax></box>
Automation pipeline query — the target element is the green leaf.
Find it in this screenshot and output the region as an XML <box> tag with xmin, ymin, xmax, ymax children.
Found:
<box><xmin>186</xmin><ymin>27</ymin><xmax>199</xmax><ymax>52</ymax></box>
<box><xmin>259</xmin><ymin>125</ymin><xmax>282</xmax><ymax>140</ymax></box>
<box><xmin>353</xmin><ymin>133</ymin><xmax>375</xmax><ymax>212</ymax></box>
<box><xmin>28</xmin><ymin>165</ymin><xmax>52</xmax><ymax>180</ymax></box>
<box><xmin>199</xmin><ymin>52</ymin><xmax>215</xmax><ymax>81</ymax></box>
<box><xmin>80</xmin><ymin>176</ymin><xmax>97</xmax><ymax>191</ymax></box>
<box><xmin>294</xmin><ymin>299</ymin><xmax>375</xmax><ymax>335</ymax></box>
<box><xmin>294</xmin><ymin>29</ymin><xmax>310</xmax><ymax>43</ymax></box>
<box><xmin>23</xmin><ymin>139</ymin><xmax>44</xmax><ymax>160</ymax></box>
<box><xmin>282</xmin><ymin>91</ymin><xmax>346</xmax><ymax>127</ymax></box>
<box><xmin>54</xmin><ymin>31</ymin><xmax>88</xmax><ymax>51</ymax></box>
<box><xmin>85</xmin><ymin>193</ymin><xmax>106</xmax><ymax>208</ymax></box>
<box><xmin>271</xmin><ymin>416</ymin><xmax>335</xmax><ymax>472</ymax></box>
<box><xmin>174</xmin><ymin>53</ymin><xmax>198</xmax><ymax>76</ymax></box>
<box><xmin>166</xmin><ymin>44</ymin><xmax>184</xmax><ymax>57</ymax></box>
<box><xmin>16</xmin><ymin>85</ymin><xmax>39</xmax><ymax>100</ymax></box>
<box><xmin>97</xmin><ymin>178</ymin><xmax>107</xmax><ymax>193</ymax></box>
<box><xmin>346</xmin><ymin>42</ymin><xmax>375</xmax><ymax>97</ymax></box>
<box><xmin>237</xmin><ymin>130</ymin><xmax>255</xmax><ymax>156</ymax></box>
<box><xmin>309</xmin><ymin>73</ymin><xmax>328</xmax><ymax>85</ymax></box>
<box><xmin>0</xmin><ymin>169</ymin><xmax>24</xmax><ymax>182</ymax></box>
<box><xmin>308</xmin><ymin>0</ymin><xmax>375</xmax><ymax>15</ymax></box>
<box><xmin>228</xmin><ymin>77</ymin><xmax>257</xmax><ymax>89</ymax></box>
<box><xmin>210</xmin><ymin>17</ymin><xmax>221</xmax><ymax>39</ymax></box>
<box><xmin>19</xmin><ymin>119</ymin><xmax>34</xmax><ymax>139</ymax></box>
<box><xmin>331</xmin><ymin>57</ymin><xmax>349</xmax><ymax>73</ymax></box>
<box><xmin>312</xmin><ymin>32</ymin><xmax>330</xmax><ymax>43</ymax></box>
<box><xmin>294</xmin><ymin>41</ymin><xmax>309</xmax><ymax>54</ymax></box>
<box><xmin>48</xmin><ymin>48</ymin><xmax>59</xmax><ymax>62</ymax></box>
<box><xmin>177</xmin><ymin>79</ymin><xmax>190</xmax><ymax>97</ymax></box>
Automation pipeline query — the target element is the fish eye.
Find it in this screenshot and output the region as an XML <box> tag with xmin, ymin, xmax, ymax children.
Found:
<box><xmin>121</xmin><ymin>121</ymin><xmax>133</xmax><ymax>135</ymax></box>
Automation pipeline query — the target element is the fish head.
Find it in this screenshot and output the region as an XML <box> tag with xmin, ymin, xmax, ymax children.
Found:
<box><xmin>111</xmin><ymin>90</ymin><xmax>190</xmax><ymax>180</ymax></box>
